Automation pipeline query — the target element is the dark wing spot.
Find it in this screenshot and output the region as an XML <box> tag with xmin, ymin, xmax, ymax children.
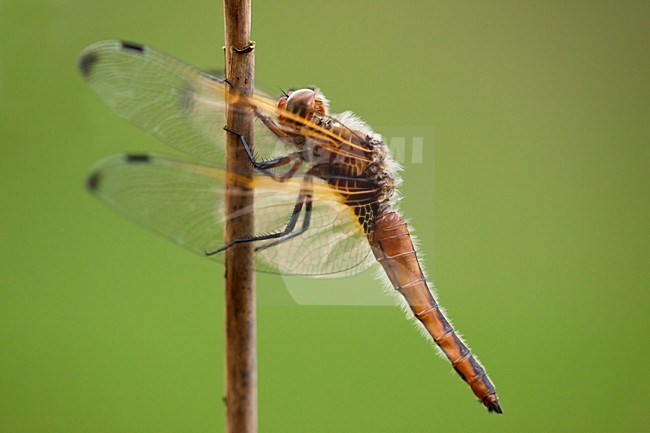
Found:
<box><xmin>351</xmin><ymin>201</ymin><xmax>379</xmax><ymax>234</ymax></box>
<box><xmin>120</xmin><ymin>41</ymin><xmax>145</xmax><ymax>53</ymax></box>
<box><xmin>86</xmin><ymin>171</ymin><xmax>101</xmax><ymax>192</ymax></box>
<box><xmin>125</xmin><ymin>154</ymin><xmax>151</xmax><ymax>163</ymax></box>
<box><xmin>78</xmin><ymin>51</ymin><xmax>98</xmax><ymax>77</ymax></box>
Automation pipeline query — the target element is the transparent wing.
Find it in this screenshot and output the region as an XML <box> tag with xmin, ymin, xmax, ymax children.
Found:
<box><xmin>79</xmin><ymin>40</ymin><xmax>288</xmax><ymax>165</ymax></box>
<box><xmin>79</xmin><ymin>40</ymin><xmax>374</xmax><ymax>168</ymax></box>
<box><xmin>87</xmin><ymin>154</ymin><xmax>377</xmax><ymax>277</ymax></box>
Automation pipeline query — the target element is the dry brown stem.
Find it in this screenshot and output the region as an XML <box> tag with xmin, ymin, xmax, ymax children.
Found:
<box><xmin>223</xmin><ymin>1</ymin><xmax>256</xmax><ymax>432</ymax></box>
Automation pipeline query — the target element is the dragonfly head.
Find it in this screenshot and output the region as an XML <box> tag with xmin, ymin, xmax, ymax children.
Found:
<box><xmin>277</xmin><ymin>88</ymin><xmax>328</xmax><ymax>126</ymax></box>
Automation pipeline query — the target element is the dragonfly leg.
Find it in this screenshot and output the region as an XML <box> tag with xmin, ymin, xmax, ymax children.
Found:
<box><xmin>255</xmin><ymin>194</ymin><xmax>312</xmax><ymax>252</ymax></box>
<box><xmin>223</xmin><ymin>126</ymin><xmax>302</xmax><ymax>182</ymax></box>
<box><xmin>275</xmin><ymin>158</ymin><xmax>303</xmax><ymax>182</ymax></box>
<box><xmin>252</xmin><ymin>109</ymin><xmax>292</xmax><ymax>142</ymax></box>
<box><xmin>205</xmin><ymin>176</ymin><xmax>313</xmax><ymax>256</ymax></box>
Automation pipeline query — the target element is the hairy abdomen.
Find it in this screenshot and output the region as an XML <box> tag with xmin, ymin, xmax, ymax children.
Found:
<box><xmin>368</xmin><ymin>209</ymin><xmax>502</xmax><ymax>413</ymax></box>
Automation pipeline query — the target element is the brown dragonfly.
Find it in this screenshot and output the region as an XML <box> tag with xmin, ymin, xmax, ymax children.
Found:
<box><xmin>79</xmin><ymin>40</ymin><xmax>502</xmax><ymax>413</ymax></box>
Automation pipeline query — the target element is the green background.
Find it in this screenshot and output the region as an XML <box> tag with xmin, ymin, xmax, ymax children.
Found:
<box><xmin>1</xmin><ymin>1</ymin><xmax>648</xmax><ymax>432</ymax></box>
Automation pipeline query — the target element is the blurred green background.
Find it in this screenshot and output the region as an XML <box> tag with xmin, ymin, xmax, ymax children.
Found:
<box><xmin>1</xmin><ymin>1</ymin><xmax>648</xmax><ymax>432</ymax></box>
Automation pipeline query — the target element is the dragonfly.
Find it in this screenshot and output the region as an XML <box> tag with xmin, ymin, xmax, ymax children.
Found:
<box><xmin>79</xmin><ymin>40</ymin><xmax>502</xmax><ymax>413</ymax></box>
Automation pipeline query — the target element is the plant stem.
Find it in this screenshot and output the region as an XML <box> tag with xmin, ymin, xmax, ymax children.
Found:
<box><xmin>223</xmin><ymin>1</ymin><xmax>256</xmax><ymax>432</ymax></box>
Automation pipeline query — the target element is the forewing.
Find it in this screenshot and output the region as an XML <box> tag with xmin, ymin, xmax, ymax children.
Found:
<box><xmin>79</xmin><ymin>40</ymin><xmax>288</xmax><ymax>165</ymax></box>
<box><xmin>87</xmin><ymin>154</ymin><xmax>376</xmax><ymax>277</ymax></box>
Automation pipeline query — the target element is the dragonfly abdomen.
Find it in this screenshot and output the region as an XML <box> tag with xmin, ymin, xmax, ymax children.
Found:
<box><xmin>368</xmin><ymin>210</ymin><xmax>502</xmax><ymax>414</ymax></box>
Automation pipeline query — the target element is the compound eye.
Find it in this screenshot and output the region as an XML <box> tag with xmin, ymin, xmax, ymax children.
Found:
<box><xmin>285</xmin><ymin>88</ymin><xmax>316</xmax><ymax>112</ymax></box>
<box><xmin>276</xmin><ymin>95</ymin><xmax>288</xmax><ymax>111</ymax></box>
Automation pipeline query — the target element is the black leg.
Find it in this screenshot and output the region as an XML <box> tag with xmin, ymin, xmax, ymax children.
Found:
<box><xmin>275</xmin><ymin>158</ymin><xmax>303</xmax><ymax>182</ymax></box>
<box><xmin>224</xmin><ymin>126</ymin><xmax>302</xmax><ymax>182</ymax></box>
<box><xmin>255</xmin><ymin>197</ymin><xmax>312</xmax><ymax>252</ymax></box>
<box><xmin>205</xmin><ymin>176</ymin><xmax>313</xmax><ymax>256</ymax></box>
